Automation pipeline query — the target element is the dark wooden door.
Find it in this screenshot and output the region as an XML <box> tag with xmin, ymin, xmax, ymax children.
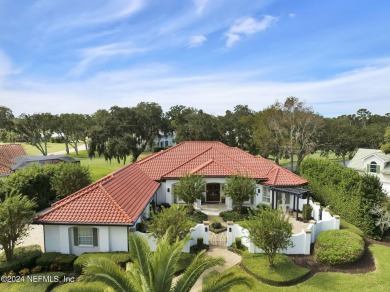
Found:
<box><xmin>206</xmin><ymin>183</ymin><xmax>220</xmax><ymax>202</ymax></box>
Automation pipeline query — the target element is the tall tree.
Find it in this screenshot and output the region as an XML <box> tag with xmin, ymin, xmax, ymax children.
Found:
<box><xmin>174</xmin><ymin>173</ymin><xmax>206</xmax><ymax>213</ymax></box>
<box><xmin>57</xmin><ymin>114</ymin><xmax>88</xmax><ymax>155</ymax></box>
<box><xmin>218</xmin><ymin>105</ymin><xmax>255</xmax><ymax>152</ymax></box>
<box><xmin>319</xmin><ymin>117</ymin><xmax>359</xmax><ymax>165</ymax></box>
<box><xmin>246</xmin><ymin>208</ymin><xmax>293</xmax><ymax>266</ymax></box>
<box><xmin>381</xmin><ymin>126</ymin><xmax>390</xmax><ymax>154</ymax></box>
<box><xmin>0</xmin><ymin>106</ymin><xmax>14</xmax><ymax>142</ymax></box>
<box><xmin>223</xmin><ymin>174</ymin><xmax>256</xmax><ymax>213</ymax></box>
<box><xmin>0</xmin><ymin>194</ymin><xmax>36</xmax><ymax>263</ymax></box>
<box><xmin>14</xmin><ymin>113</ymin><xmax>57</xmax><ymax>155</ymax></box>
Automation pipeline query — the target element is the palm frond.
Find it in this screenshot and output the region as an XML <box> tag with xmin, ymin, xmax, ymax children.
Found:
<box><xmin>201</xmin><ymin>270</ymin><xmax>253</xmax><ymax>292</ymax></box>
<box><xmin>172</xmin><ymin>251</ymin><xmax>225</xmax><ymax>292</ymax></box>
<box><xmin>128</xmin><ymin>232</ymin><xmax>153</xmax><ymax>287</ymax></box>
<box><xmin>151</xmin><ymin>229</ymin><xmax>190</xmax><ymax>292</ymax></box>
<box><xmin>79</xmin><ymin>257</ymin><xmax>138</xmax><ymax>292</ymax></box>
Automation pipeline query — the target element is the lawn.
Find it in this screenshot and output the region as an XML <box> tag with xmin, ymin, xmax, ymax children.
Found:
<box><xmin>228</xmin><ymin>244</ymin><xmax>389</xmax><ymax>291</ymax></box>
<box><xmin>270</xmin><ymin>152</ymin><xmax>344</xmax><ymax>167</ymax></box>
<box><xmin>67</xmin><ymin>150</ymin><xmax>153</xmax><ymax>181</ymax></box>
<box><xmin>1</xmin><ymin>142</ymin><xmax>67</xmax><ymax>155</ymax></box>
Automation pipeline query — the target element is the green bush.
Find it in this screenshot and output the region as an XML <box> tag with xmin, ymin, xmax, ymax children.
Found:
<box><xmin>36</xmin><ymin>252</ymin><xmax>77</xmax><ymax>271</ymax></box>
<box><xmin>314</xmin><ymin>230</ymin><xmax>365</xmax><ymax>265</ymax></box>
<box><xmin>235</xmin><ymin>237</ymin><xmax>242</xmax><ymax>249</ymax></box>
<box><xmin>302</xmin><ymin>204</ymin><xmax>313</xmax><ymax>221</ymax></box>
<box><xmin>219</xmin><ymin>209</ymin><xmax>251</xmax><ymax>222</ymax></box>
<box><xmin>187</xmin><ymin>210</ymin><xmax>208</xmax><ymax>223</ymax></box>
<box><xmin>300</xmin><ymin>158</ymin><xmax>386</xmax><ymax>237</ymax></box>
<box><xmin>73</xmin><ymin>252</ymin><xmax>131</xmax><ymax>274</ymax></box>
<box><xmin>0</xmin><ymin>245</ymin><xmax>42</xmax><ymax>274</ymax></box>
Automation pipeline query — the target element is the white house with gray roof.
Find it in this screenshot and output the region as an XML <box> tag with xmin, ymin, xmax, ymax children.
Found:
<box><xmin>348</xmin><ymin>148</ymin><xmax>390</xmax><ymax>195</ymax></box>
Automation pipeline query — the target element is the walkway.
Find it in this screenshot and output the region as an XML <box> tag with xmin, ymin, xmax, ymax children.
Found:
<box><xmin>200</xmin><ymin>203</ymin><xmax>227</xmax><ymax>216</ymax></box>
<box><xmin>49</xmin><ymin>144</ymin><xmax>86</xmax><ymax>155</ymax></box>
<box><xmin>190</xmin><ymin>246</ymin><xmax>242</xmax><ymax>292</ymax></box>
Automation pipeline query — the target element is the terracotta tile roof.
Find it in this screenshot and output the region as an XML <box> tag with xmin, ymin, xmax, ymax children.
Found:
<box><xmin>137</xmin><ymin>141</ymin><xmax>307</xmax><ymax>186</ymax></box>
<box><xmin>0</xmin><ymin>144</ymin><xmax>27</xmax><ymax>159</ymax></box>
<box><xmin>35</xmin><ymin>163</ymin><xmax>160</xmax><ymax>225</ymax></box>
<box><xmin>0</xmin><ymin>144</ymin><xmax>27</xmax><ymax>175</ymax></box>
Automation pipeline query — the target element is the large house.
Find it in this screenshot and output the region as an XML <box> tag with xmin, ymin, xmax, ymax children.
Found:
<box><xmin>348</xmin><ymin>148</ymin><xmax>390</xmax><ymax>195</ymax></box>
<box><xmin>35</xmin><ymin>141</ymin><xmax>308</xmax><ymax>255</ymax></box>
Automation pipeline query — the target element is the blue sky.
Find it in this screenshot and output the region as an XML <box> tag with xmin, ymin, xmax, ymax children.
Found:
<box><xmin>0</xmin><ymin>0</ymin><xmax>389</xmax><ymax>117</ymax></box>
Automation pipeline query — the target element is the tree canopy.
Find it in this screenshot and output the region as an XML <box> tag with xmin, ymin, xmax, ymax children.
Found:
<box><xmin>223</xmin><ymin>174</ymin><xmax>256</xmax><ymax>213</ymax></box>
<box><xmin>173</xmin><ymin>173</ymin><xmax>206</xmax><ymax>212</ymax></box>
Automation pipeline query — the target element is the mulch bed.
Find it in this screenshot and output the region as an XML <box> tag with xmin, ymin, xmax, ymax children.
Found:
<box><xmin>288</xmin><ymin>240</ymin><xmax>376</xmax><ymax>277</ymax></box>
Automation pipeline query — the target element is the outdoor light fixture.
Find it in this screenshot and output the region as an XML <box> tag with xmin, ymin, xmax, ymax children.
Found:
<box><xmin>257</xmin><ymin>189</ymin><xmax>261</xmax><ymax>193</ymax></box>
<box><xmin>167</xmin><ymin>188</ymin><xmax>170</xmax><ymax>193</ymax></box>
<box><xmin>229</xmin><ymin>227</ymin><xmax>232</xmax><ymax>232</ymax></box>
<box><xmin>205</xmin><ymin>227</ymin><xmax>208</xmax><ymax>232</ymax></box>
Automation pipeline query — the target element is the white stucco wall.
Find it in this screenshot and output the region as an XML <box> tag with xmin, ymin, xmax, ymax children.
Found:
<box><xmin>44</xmin><ymin>225</ymin><xmax>128</xmax><ymax>256</ymax></box>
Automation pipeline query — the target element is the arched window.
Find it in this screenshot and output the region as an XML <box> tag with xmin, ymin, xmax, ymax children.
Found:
<box><xmin>370</xmin><ymin>161</ymin><xmax>378</xmax><ymax>173</ymax></box>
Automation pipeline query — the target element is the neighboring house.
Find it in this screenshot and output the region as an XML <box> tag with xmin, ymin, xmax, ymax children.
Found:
<box><xmin>0</xmin><ymin>144</ymin><xmax>27</xmax><ymax>176</ymax></box>
<box><xmin>0</xmin><ymin>144</ymin><xmax>80</xmax><ymax>177</ymax></box>
<box><xmin>154</xmin><ymin>132</ymin><xmax>176</xmax><ymax>148</ymax></box>
<box><xmin>348</xmin><ymin>148</ymin><xmax>390</xmax><ymax>195</ymax></box>
<box><xmin>35</xmin><ymin>141</ymin><xmax>308</xmax><ymax>255</ymax></box>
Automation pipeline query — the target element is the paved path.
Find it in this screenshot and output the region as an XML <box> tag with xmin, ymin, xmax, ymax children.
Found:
<box><xmin>190</xmin><ymin>247</ymin><xmax>242</xmax><ymax>292</ymax></box>
<box><xmin>49</xmin><ymin>144</ymin><xmax>86</xmax><ymax>155</ymax></box>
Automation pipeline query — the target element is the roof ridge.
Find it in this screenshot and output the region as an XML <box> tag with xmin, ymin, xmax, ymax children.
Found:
<box><xmin>270</xmin><ymin>167</ymin><xmax>280</xmax><ymax>185</ymax></box>
<box><xmin>99</xmin><ymin>184</ymin><xmax>134</xmax><ymax>223</ymax></box>
<box><xmin>137</xmin><ymin>142</ymin><xmax>186</xmax><ymax>165</ymax></box>
<box><xmin>190</xmin><ymin>159</ymin><xmax>214</xmax><ymax>174</ymax></box>
<box><xmin>190</xmin><ymin>158</ymin><xmax>239</xmax><ymax>175</ymax></box>
<box><xmin>213</xmin><ymin>147</ymin><xmax>266</xmax><ymax>179</ymax></box>
<box><xmin>160</xmin><ymin>146</ymin><xmax>213</xmax><ymax>178</ymax></box>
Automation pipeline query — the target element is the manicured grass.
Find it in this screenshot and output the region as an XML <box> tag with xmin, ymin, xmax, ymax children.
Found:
<box><xmin>228</xmin><ymin>244</ymin><xmax>390</xmax><ymax>291</ymax></box>
<box><xmin>241</xmin><ymin>252</ymin><xmax>310</xmax><ymax>286</ymax></box>
<box><xmin>67</xmin><ymin>150</ymin><xmax>153</xmax><ymax>181</ymax></box>
<box><xmin>273</xmin><ymin>152</ymin><xmax>344</xmax><ymax>167</ymax></box>
<box><xmin>0</xmin><ymin>272</ymin><xmax>66</xmax><ymax>292</ymax></box>
<box><xmin>52</xmin><ymin>281</ymin><xmax>107</xmax><ymax>292</ymax></box>
<box><xmin>1</xmin><ymin>142</ymin><xmax>67</xmax><ymax>155</ymax></box>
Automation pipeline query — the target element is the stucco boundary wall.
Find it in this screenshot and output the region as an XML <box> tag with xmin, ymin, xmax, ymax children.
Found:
<box><xmin>136</xmin><ymin>223</ymin><xmax>207</xmax><ymax>253</ymax></box>
<box><xmin>227</xmin><ymin>203</ymin><xmax>340</xmax><ymax>255</ymax></box>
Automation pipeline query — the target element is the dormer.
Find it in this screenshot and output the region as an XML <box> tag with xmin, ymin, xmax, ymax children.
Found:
<box><xmin>362</xmin><ymin>152</ymin><xmax>390</xmax><ymax>175</ymax></box>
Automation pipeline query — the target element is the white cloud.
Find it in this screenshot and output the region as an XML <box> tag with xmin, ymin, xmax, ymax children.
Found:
<box><xmin>187</xmin><ymin>35</ymin><xmax>207</xmax><ymax>48</ymax></box>
<box><xmin>289</xmin><ymin>13</ymin><xmax>296</xmax><ymax>18</ymax></box>
<box><xmin>2</xmin><ymin>62</ymin><xmax>390</xmax><ymax>118</ymax></box>
<box><xmin>68</xmin><ymin>43</ymin><xmax>147</xmax><ymax>76</ymax></box>
<box><xmin>193</xmin><ymin>0</ymin><xmax>209</xmax><ymax>14</ymax></box>
<box><xmin>225</xmin><ymin>15</ymin><xmax>276</xmax><ymax>48</ymax></box>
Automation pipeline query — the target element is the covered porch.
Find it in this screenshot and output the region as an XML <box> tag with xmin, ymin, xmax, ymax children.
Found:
<box><xmin>270</xmin><ymin>187</ymin><xmax>311</xmax><ymax>220</ymax></box>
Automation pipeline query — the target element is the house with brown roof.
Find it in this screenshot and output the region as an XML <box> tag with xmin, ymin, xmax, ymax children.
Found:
<box><xmin>35</xmin><ymin>141</ymin><xmax>308</xmax><ymax>255</ymax></box>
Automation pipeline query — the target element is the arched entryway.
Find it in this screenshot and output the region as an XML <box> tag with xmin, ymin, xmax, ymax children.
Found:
<box><xmin>206</xmin><ymin>183</ymin><xmax>221</xmax><ymax>202</ymax></box>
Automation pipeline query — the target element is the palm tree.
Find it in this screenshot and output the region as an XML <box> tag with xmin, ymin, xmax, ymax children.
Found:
<box><xmin>64</xmin><ymin>229</ymin><xmax>252</xmax><ymax>292</ymax></box>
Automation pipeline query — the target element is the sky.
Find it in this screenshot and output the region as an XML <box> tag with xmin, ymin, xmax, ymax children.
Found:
<box><xmin>0</xmin><ymin>0</ymin><xmax>389</xmax><ymax>117</ymax></box>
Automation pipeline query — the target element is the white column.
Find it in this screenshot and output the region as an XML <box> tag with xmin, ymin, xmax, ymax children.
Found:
<box><xmin>304</xmin><ymin>229</ymin><xmax>312</xmax><ymax>255</ymax></box>
<box><xmin>144</xmin><ymin>203</ymin><xmax>151</xmax><ymax>218</ymax></box>
<box><xmin>226</xmin><ymin>197</ymin><xmax>233</xmax><ymax>211</ymax></box>
<box><xmin>203</xmin><ymin>221</ymin><xmax>209</xmax><ymax>245</ymax></box>
<box><xmin>226</xmin><ymin>221</ymin><xmax>234</xmax><ymax>247</ymax></box>
<box><xmin>334</xmin><ymin>215</ymin><xmax>341</xmax><ymax>229</ymax></box>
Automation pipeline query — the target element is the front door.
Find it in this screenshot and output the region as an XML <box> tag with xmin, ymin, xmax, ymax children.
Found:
<box><xmin>206</xmin><ymin>183</ymin><xmax>220</xmax><ymax>202</ymax></box>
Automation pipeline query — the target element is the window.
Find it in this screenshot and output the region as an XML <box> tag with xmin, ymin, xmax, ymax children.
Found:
<box><xmin>368</xmin><ymin>161</ymin><xmax>380</xmax><ymax>174</ymax></box>
<box><xmin>262</xmin><ymin>187</ymin><xmax>270</xmax><ymax>203</ymax></box>
<box><xmin>73</xmin><ymin>227</ymin><xmax>98</xmax><ymax>247</ymax></box>
<box><xmin>78</xmin><ymin>228</ymin><xmax>93</xmax><ymax>245</ymax></box>
<box><xmin>165</xmin><ymin>141</ymin><xmax>169</xmax><ymax>147</ymax></box>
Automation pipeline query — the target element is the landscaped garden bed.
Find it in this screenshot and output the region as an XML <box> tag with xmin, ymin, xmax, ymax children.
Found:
<box><xmin>73</xmin><ymin>252</ymin><xmax>131</xmax><ymax>274</ymax></box>
<box><xmin>0</xmin><ymin>245</ymin><xmax>42</xmax><ymax>274</ymax></box>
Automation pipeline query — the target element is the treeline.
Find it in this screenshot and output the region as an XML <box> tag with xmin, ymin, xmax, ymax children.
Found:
<box><xmin>1</xmin><ymin>97</ymin><xmax>389</xmax><ymax>168</ymax></box>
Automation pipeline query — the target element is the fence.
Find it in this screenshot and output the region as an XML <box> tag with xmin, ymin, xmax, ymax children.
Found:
<box><xmin>227</xmin><ymin>204</ymin><xmax>340</xmax><ymax>255</ymax></box>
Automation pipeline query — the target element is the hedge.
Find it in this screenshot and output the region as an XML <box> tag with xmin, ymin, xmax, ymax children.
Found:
<box><xmin>300</xmin><ymin>158</ymin><xmax>386</xmax><ymax>237</ymax></box>
<box><xmin>0</xmin><ymin>245</ymin><xmax>42</xmax><ymax>274</ymax></box>
<box><xmin>73</xmin><ymin>252</ymin><xmax>131</xmax><ymax>274</ymax></box>
<box><xmin>36</xmin><ymin>252</ymin><xmax>77</xmax><ymax>271</ymax></box>
<box><xmin>314</xmin><ymin>230</ymin><xmax>364</xmax><ymax>265</ymax></box>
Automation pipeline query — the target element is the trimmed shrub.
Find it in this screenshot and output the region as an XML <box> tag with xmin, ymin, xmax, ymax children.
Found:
<box><xmin>36</xmin><ymin>252</ymin><xmax>77</xmax><ymax>271</ymax></box>
<box><xmin>197</xmin><ymin>237</ymin><xmax>203</xmax><ymax>248</ymax></box>
<box><xmin>302</xmin><ymin>204</ymin><xmax>313</xmax><ymax>221</ymax></box>
<box><xmin>220</xmin><ymin>208</ymin><xmax>251</xmax><ymax>222</ymax></box>
<box><xmin>73</xmin><ymin>252</ymin><xmax>131</xmax><ymax>274</ymax></box>
<box><xmin>300</xmin><ymin>158</ymin><xmax>386</xmax><ymax>237</ymax></box>
<box><xmin>314</xmin><ymin>230</ymin><xmax>364</xmax><ymax>265</ymax></box>
<box><xmin>0</xmin><ymin>245</ymin><xmax>42</xmax><ymax>274</ymax></box>
<box><xmin>187</xmin><ymin>210</ymin><xmax>208</xmax><ymax>223</ymax></box>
